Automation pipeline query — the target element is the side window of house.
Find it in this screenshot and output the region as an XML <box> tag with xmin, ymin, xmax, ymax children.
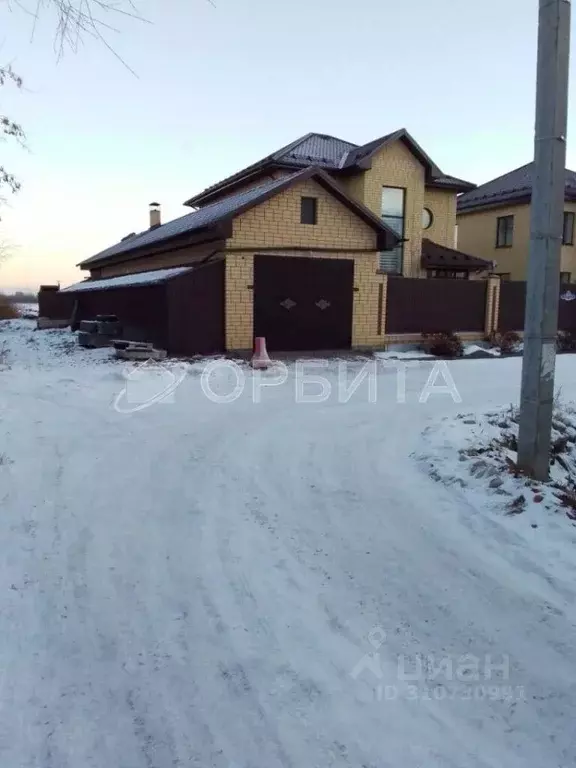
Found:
<box><xmin>380</xmin><ymin>187</ymin><xmax>405</xmax><ymax>272</ymax></box>
<box><xmin>563</xmin><ymin>212</ymin><xmax>575</xmax><ymax>245</ymax></box>
<box><xmin>300</xmin><ymin>197</ymin><xmax>318</xmax><ymax>225</ymax></box>
<box><xmin>496</xmin><ymin>215</ymin><xmax>514</xmax><ymax>248</ymax></box>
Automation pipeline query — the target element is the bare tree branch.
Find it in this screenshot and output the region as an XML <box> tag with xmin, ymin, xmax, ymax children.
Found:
<box><xmin>1</xmin><ymin>0</ymin><xmax>215</xmax><ymax>205</ymax></box>
<box><xmin>0</xmin><ymin>64</ymin><xmax>25</xmax><ymax>202</ymax></box>
<box><xmin>6</xmin><ymin>0</ymin><xmax>148</xmax><ymax>67</ymax></box>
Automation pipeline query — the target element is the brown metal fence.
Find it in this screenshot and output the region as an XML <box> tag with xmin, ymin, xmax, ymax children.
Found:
<box><xmin>498</xmin><ymin>282</ymin><xmax>526</xmax><ymax>331</ymax></box>
<box><xmin>41</xmin><ymin>262</ymin><xmax>225</xmax><ymax>356</ymax></box>
<box><xmin>167</xmin><ymin>259</ymin><xmax>225</xmax><ymax>356</ymax></box>
<box><xmin>386</xmin><ymin>277</ymin><xmax>487</xmax><ymax>334</ymax></box>
<box><xmin>38</xmin><ymin>287</ymin><xmax>76</xmax><ymax>320</ymax></box>
<box><xmin>499</xmin><ymin>281</ymin><xmax>576</xmax><ymax>331</ymax></box>
<box><xmin>71</xmin><ymin>284</ymin><xmax>169</xmax><ymax>348</ymax></box>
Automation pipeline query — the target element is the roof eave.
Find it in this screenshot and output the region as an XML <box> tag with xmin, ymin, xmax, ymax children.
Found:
<box><xmin>428</xmin><ymin>179</ymin><xmax>477</xmax><ymax>193</ymax></box>
<box><xmin>183</xmin><ymin>163</ymin><xmax>281</xmax><ymax>207</ymax></box>
<box><xmin>457</xmin><ymin>194</ymin><xmax>532</xmax><ymax>215</ymax></box>
<box><xmin>78</xmin><ymin>223</ymin><xmax>229</xmax><ymax>270</ymax></box>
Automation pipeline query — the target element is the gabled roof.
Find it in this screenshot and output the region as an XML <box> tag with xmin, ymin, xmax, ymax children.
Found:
<box><xmin>421</xmin><ymin>238</ymin><xmax>493</xmax><ymax>271</ymax></box>
<box><xmin>278</xmin><ymin>133</ymin><xmax>357</xmax><ymax>169</ymax></box>
<box><xmin>341</xmin><ymin>129</ymin><xmax>442</xmax><ymax>178</ymax></box>
<box><xmin>185</xmin><ymin>129</ymin><xmax>475</xmax><ymax>207</ymax></box>
<box><xmin>458</xmin><ymin>162</ymin><xmax>576</xmax><ymax>213</ymax></box>
<box><xmin>79</xmin><ymin>167</ymin><xmax>401</xmax><ymax>269</ymax></box>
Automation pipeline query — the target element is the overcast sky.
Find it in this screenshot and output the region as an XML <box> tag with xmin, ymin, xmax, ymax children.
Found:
<box><xmin>0</xmin><ymin>0</ymin><xmax>572</xmax><ymax>291</ymax></box>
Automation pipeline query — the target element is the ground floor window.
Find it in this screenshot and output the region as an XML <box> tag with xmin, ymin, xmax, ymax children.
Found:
<box><xmin>560</xmin><ymin>271</ymin><xmax>572</xmax><ymax>284</ymax></box>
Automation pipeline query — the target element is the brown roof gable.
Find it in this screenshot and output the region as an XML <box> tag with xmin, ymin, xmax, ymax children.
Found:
<box><xmin>185</xmin><ymin>129</ymin><xmax>476</xmax><ymax>208</ymax></box>
<box><xmin>80</xmin><ymin>167</ymin><xmax>401</xmax><ymax>269</ymax></box>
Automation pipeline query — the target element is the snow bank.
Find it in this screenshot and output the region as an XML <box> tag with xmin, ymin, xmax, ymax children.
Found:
<box><xmin>0</xmin><ymin>318</ymin><xmax>112</xmax><ymax>369</ymax></box>
<box><xmin>417</xmin><ymin>407</ymin><xmax>576</xmax><ymax>590</ymax></box>
<box><xmin>463</xmin><ymin>343</ymin><xmax>501</xmax><ymax>357</ymax></box>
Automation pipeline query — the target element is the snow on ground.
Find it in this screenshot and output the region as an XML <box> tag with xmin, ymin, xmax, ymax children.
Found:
<box><xmin>418</xmin><ymin>407</ymin><xmax>576</xmax><ymax>598</ymax></box>
<box><xmin>463</xmin><ymin>344</ymin><xmax>501</xmax><ymax>357</ymax></box>
<box><xmin>1</xmin><ymin>320</ymin><xmax>576</xmax><ymax>767</ymax></box>
<box><xmin>15</xmin><ymin>302</ymin><xmax>39</xmax><ymax>319</ymax></box>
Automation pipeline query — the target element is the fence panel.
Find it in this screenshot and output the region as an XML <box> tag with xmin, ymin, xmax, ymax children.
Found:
<box><xmin>386</xmin><ymin>277</ymin><xmax>487</xmax><ymax>334</ymax></box>
<box><xmin>499</xmin><ymin>281</ymin><xmax>576</xmax><ymax>332</ymax></box>
<box><xmin>38</xmin><ymin>288</ymin><xmax>76</xmax><ymax>320</ymax></box>
<box><xmin>558</xmin><ymin>283</ymin><xmax>576</xmax><ymax>331</ymax></box>
<box><xmin>498</xmin><ymin>282</ymin><xmax>526</xmax><ymax>331</ymax></box>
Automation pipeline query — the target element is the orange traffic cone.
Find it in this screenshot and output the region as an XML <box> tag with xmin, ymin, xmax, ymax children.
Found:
<box><xmin>251</xmin><ymin>336</ymin><xmax>271</xmax><ymax>369</ymax></box>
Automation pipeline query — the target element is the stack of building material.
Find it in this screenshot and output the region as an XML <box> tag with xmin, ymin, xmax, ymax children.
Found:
<box><xmin>77</xmin><ymin>315</ymin><xmax>122</xmax><ymax>348</ymax></box>
<box><xmin>113</xmin><ymin>340</ymin><xmax>167</xmax><ymax>361</ymax></box>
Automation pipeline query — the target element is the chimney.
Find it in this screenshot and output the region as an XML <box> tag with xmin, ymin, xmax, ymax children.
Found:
<box><xmin>149</xmin><ymin>202</ymin><xmax>161</xmax><ymax>229</ymax></box>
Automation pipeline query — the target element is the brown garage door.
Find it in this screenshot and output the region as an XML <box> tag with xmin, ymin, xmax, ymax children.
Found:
<box><xmin>254</xmin><ymin>255</ymin><xmax>354</xmax><ymax>351</ymax></box>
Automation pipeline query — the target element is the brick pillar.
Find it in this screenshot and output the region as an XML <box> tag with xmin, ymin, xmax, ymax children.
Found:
<box><xmin>484</xmin><ymin>275</ymin><xmax>501</xmax><ymax>336</ymax></box>
<box><xmin>225</xmin><ymin>253</ymin><xmax>254</xmax><ymax>351</ymax></box>
<box><xmin>352</xmin><ymin>260</ymin><xmax>388</xmax><ymax>348</ymax></box>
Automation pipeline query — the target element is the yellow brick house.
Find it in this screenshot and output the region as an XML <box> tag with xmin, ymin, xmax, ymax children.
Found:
<box><xmin>67</xmin><ymin>129</ymin><xmax>491</xmax><ymax>353</ymax></box>
<box><xmin>457</xmin><ymin>162</ymin><xmax>576</xmax><ymax>281</ymax></box>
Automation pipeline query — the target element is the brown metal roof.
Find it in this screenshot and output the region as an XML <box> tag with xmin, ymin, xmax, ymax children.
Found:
<box><xmin>457</xmin><ymin>162</ymin><xmax>576</xmax><ymax>213</ymax></box>
<box><xmin>185</xmin><ymin>129</ymin><xmax>476</xmax><ymax>207</ymax></box>
<box><xmin>80</xmin><ymin>167</ymin><xmax>402</xmax><ymax>269</ymax></box>
<box><xmin>421</xmin><ymin>238</ymin><xmax>493</xmax><ymax>271</ymax></box>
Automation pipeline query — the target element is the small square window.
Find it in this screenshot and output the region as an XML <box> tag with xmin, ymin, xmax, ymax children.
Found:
<box><xmin>560</xmin><ymin>271</ymin><xmax>572</xmax><ymax>284</ymax></box>
<box><xmin>496</xmin><ymin>215</ymin><xmax>514</xmax><ymax>248</ymax></box>
<box><xmin>300</xmin><ymin>197</ymin><xmax>318</xmax><ymax>225</ymax></box>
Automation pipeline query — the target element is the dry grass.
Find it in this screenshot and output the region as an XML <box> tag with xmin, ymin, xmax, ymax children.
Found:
<box><xmin>0</xmin><ymin>295</ymin><xmax>19</xmax><ymax>320</ymax></box>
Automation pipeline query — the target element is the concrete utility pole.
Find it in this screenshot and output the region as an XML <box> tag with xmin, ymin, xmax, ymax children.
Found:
<box><xmin>518</xmin><ymin>0</ymin><xmax>571</xmax><ymax>481</ymax></box>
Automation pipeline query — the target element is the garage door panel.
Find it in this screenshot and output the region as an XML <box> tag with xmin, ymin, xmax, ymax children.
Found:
<box><xmin>254</xmin><ymin>255</ymin><xmax>354</xmax><ymax>351</ymax></box>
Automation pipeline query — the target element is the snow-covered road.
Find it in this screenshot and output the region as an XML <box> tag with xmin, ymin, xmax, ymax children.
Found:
<box><xmin>1</xmin><ymin>322</ymin><xmax>576</xmax><ymax>767</ymax></box>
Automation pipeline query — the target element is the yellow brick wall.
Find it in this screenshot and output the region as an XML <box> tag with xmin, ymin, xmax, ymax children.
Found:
<box><xmin>341</xmin><ymin>172</ymin><xmax>366</xmax><ymax>203</ymax></box>
<box><xmin>484</xmin><ymin>276</ymin><xmax>501</xmax><ymax>334</ymax></box>
<box><xmin>458</xmin><ymin>201</ymin><xmax>576</xmax><ymax>281</ymax></box>
<box><xmin>423</xmin><ymin>187</ymin><xmax>457</xmax><ymax>249</ymax></box>
<box><xmin>225</xmin><ymin>250</ymin><xmax>386</xmax><ymax>350</ymax></box>
<box><xmin>229</xmin><ymin>178</ymin><xmax>377</xmax><ymax>250</ymax></box>
<box><xmin>359</xmin><ymin>140</ymin><xmax>426</xmax><ymax>277</ymax></box>
<box><xmin>97</xmin><ymin>243</ymin><xmax>223</xmax><ymax>278</ymax></box>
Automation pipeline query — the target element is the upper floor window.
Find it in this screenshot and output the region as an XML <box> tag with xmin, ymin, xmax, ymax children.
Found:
<box><xmin>380</xmin><ymin>186</ymin><xmax>405</xmax><ymax>272</ymax></box>
<box><xmin>560</xmin><ymin>271</ymin><xmax>572</xmax><ymax>284</ymax></box>
<box><xmin>563</xmin><ymin>212</ymin><xmax>575</xmax><ymax>245</ymax></box>
<box><xmin>300</xmin><ymin>197</ymin><xmax>318</xmax><ymax>225</ymax></box>
<box><xmin>496</xmin><ymin>215</ymin><xmax>514</xmax><ymax>248</ymax></box>
<box><xmin>422</xmin><ymin>207</ymin><xmax>434</xmax><ymax>230</ymax></box>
